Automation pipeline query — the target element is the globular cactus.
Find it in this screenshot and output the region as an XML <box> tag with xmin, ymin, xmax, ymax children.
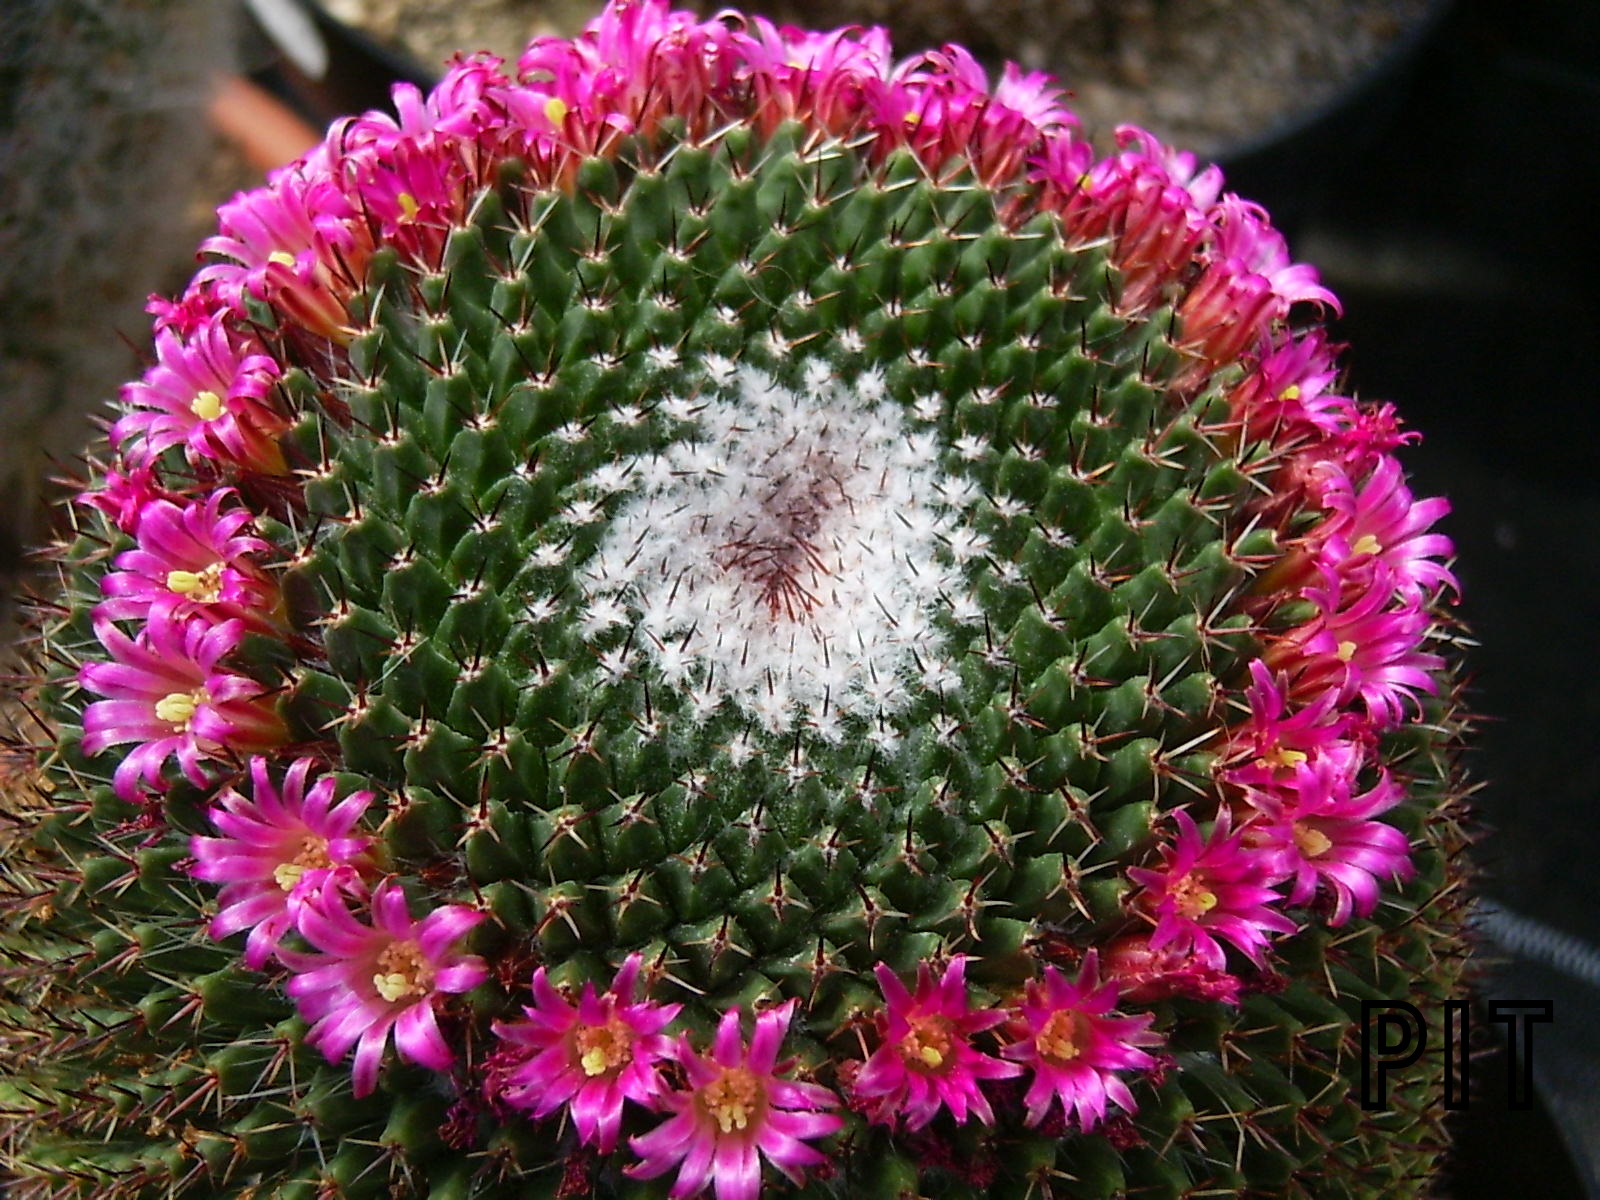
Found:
<box><xmin>0</xmin><ymin>3</ymin><xmax>1471</xmax><ymax>1198</ymax></box>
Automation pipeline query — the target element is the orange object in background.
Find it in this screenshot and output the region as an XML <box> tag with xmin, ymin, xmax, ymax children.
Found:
<box><xmin>209</xmin><ymin>74</ymin><xmax>321</xmax><ymax>171</ymax></box>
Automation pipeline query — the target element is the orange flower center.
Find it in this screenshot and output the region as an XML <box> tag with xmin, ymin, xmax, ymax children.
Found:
<box><xmin>373</xmin><ymin>939</ymin><xmax>434</xmax><ymax>1003</ymax></box>
<box><xmin>1036</xmin><ymin>1010</ymin><xmax>1083</xmax><ymax>1064</ymax></box>
<box><xmin>273</xmin><ymin>834</ymin><xmax>332</xmax><ymax>891</ymax></box>
<box><xmin>575</xmin><ymin>1021</ymin><xmax>633</xmax><ymax>1077</ymax></box>
<box><xmin>1170</xmin><ymin>874</ymin><xmax>1219</xmax><ymax>921</ymax></box>
<box><xmin>701</xmin><ymin>1066</ymin><xmax>762</xmax><ymax>1134</ymax></box>
<box><xmin>899</xmin><ymin>1014</ymin><xmax>954</xmax><ymax>1071</ymax></box>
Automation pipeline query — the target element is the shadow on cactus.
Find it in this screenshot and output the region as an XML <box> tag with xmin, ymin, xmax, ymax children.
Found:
<box><xmin>0</xmin><ymin>2</ymin><xmax>1473</xmax><ymax>1197</ymax></box>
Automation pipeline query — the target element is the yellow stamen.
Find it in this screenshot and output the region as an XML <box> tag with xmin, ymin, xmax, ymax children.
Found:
<box><xmin>267</xmin><ymin>250</ymin><xmax>297</xmax><ymax>267</ymax></box>
<box><xmin>372</xmin><ymin>939</ymin><xmax>433</xmax><ymax>1003</ymax></box>
<box><xmin>373</xmin><ymin>972</ymin><xmax>412</xmax><ymax>1002</ymax></box>
<box><xmin>273</xmin><ymin>834</ymin><xmax>332</xmax><ymax>892</ymax></box>
<box><xmin>273</xmin><ymin>862</ymin><xmax>306</xmax><ymax>891</ymax></box>
<box><xmin>166</xmin><ymin>563</ymin><xmax>225</xmax><ymax>604</ymax></box>
<box><xmin>190</xmin><ymin>390</ymin><xmax>224</xmax><ymax>422</ymax></box>
<box><xmin>1293</xmin><ymin>822</ymin><xmax>1334</xmax><ymax>859</ymax></box>
<box><xmin>1279</xmin><ymin>384</ymin><xmax>1302</xmax><ymax>402</ymax></box>
<box><xmin>1172</xmin><ymin>875</ymin><xmax>1219</xmax><ymax>920</ymax></box>
<box><xmin>1259</xmin><ymin>746</ymin><xmax>1309</xmax><ymax>771</ymax></box>
<box><xmin>1351</xmin><ymin>534</ymin><xmax>1382</xmax><ymax>557</ymax></box>
<box><xmin>1336</xmin><ymin>640</ymin><xmax>1357</xmax><ymax>662</ymax></box>
<box><xmin>900</xmin><ymin>1015</ymin><xmax>953</xmax><ymax>1072</ymax></box>
<box><xmin>701</xmin><ymin>1066</ymin><xmax>761</xmax><ymax>1134</ymax></box>
<box><xmin>154</xmin><ymin>689</ymin><xmax>207</xmax><ymax>732</ymax></box>
<box><xmin>545</xmin><ymin>96</ymin><xmax>569</xmax><ymax>127</ymax></box>
<box><xmin>575</xmin><ymin>1022</ymin><xmax>633</xmax><ymax>1077</ymax></box>
<box><xmin>1037</xmin><ymin>1010</ymin><xmax>1082</xmax><ymax>1064</ymax></box>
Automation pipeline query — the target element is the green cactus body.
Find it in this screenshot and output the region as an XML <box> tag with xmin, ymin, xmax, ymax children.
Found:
<box><xmin>0</xmin><ymin>5</ymin><xmax>1469</xmax><ymax>1199</ymax></box>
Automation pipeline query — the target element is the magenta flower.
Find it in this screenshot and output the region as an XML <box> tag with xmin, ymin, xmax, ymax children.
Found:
<box><xmin>852</xmin><ymin>956</ymin><xmax>1020</xmax><ymax>1131</ymax></box>
<box><xmin>1269</xmin><ymin>571</ymin><xmax>1443</xmax><ymax>729</ymax></box>
<box><xmin>1051</xmin><ymin>126</ymin><xmax>1217</xmax><ymax>312</ymax></box>
<box><xmin>1221</xmin><ymin>659</ymin><xmax>1366</xmax><ymax>793</ymax></box>
<box><xmin>1126</xmin><ymin>809</ymin><xmax>1297</xmax><ymax>971</ymax></box>
<box><xmin>99</xmin><ymin>491</ymin><xmax>277</xmax><ymax>630</ymax></box>
<box><xmin>111</xmin><ymin>312</ymin><xmax>288</xmax><ymax>473</ymax></box>
<box><xmin>626</xmin><ymin>1000</ymin><xmax>841</xmax><ymax>1200</ymax></box>
<box><xmin>79</xmin><ymin>615</ymin><xmax>286</xmax><ymax>800</ymax></box>
<box><xmin>1241</xmin><ymin>763</ymin><xmax>1415</xmax><ymax>926</ymax></box>
<box><xmin>1207</xmin><ymin>194</ymin><xmax>1340</xmax><ymax>317</ymax></box>
<box><xmin>283</xmin><ymin>880</ymin><xmax>487</xmax><ymax>1097</ymax></box>
<box><xmin>1101</xmin><ymin>932</ymin><xmax>1244</xmax><ymax>1007</ymax></box>
<box><xmin>328</xmin><ymin>114</ymin><xmax>476</xmax><ymax>271</ymax></box>
<box><xmin>489</xmin><ymin>955</ymin><xmax>682</xmax><ymax>1152</ymax></box>
<box><xmin>736</xmin><ymin>15</ymin><xmax>892</xmax><ymax>135</ymax></box>
<box><xmin>1000</xmin><ymin>953</ymin><xmax>1162</xmax><ymax>1130</ymax></box>
<box><xmin>198</xmin><ymin>161</ymin><xmax>364</xmax><ymax>339</ymax></box>
<box><xmin>1304</xmin><ymin>456</ymin><xmax>1456</xmax><ymax>605</ymax></box>
<box><xmin>189</xmin><ymin>756</ymin><xmax>376</xmax><ymax>969</ymax></box>
<box><xmin>76</xmin><ymin>462</ymin><xmax>178</xmax><ymax>535</ymax></box>
<box><xmin>1176</xmin><ymin>254</ymin><xmax>1281</xmax><ymax>370</ymax></box>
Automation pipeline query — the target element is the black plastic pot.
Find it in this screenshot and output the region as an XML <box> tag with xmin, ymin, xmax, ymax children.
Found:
<box><xmin>1215</xmin><ymin>0</ymin><xmax>1458</xmax><ymax>235</ymax></box>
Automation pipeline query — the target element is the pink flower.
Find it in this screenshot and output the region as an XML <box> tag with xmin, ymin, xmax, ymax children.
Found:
<box><xmin>198</xmin><ymin>163</ymin><xmax>365</xmax><ymax>339</ymax></box>
<box><xmin>490</xmin><ymin>955</ymin><xmax>682</xmax><ymax>1152</ymax></box>
<box><xmin>1176</xmin><ymin>256</ymin><xmax>1280</xmax><ymax>368</ymax></box>
<box><xmin>111</xmin><ymin>313</ymin><xmax>287</xmax><ymax>473</ymax></box>
<box><xmin>516</xmin><ymin>0</ymin><xmax>733</xmax><ymax>151</ymax></box>
<box><xmin>1052</xmin><ymin>127</ymin><xmax>1217</xmax><ymax>312</ymax></box>
<box><xmin>189</xmin><ymin>756</ymin><xmax>377</xmax><ymax>969</ymax></box>
<box><xmin>626</xmin><ymin>1000</ymin><xmax>841</xmax><ymax>1200</ymax></box>
<box><xmin>1226</xmin><ymin>328</ymin><xmax>1351</xmax><ymax>448</ymax></box>
<box><xmin>1268</xmin><ymin>571</ymin><xmax>1442</xmax><ymax>729</ymax></box>
<box><xmin>79</xmin><ymin>615</ymin><xmax>286</xmax><ymax>800</ymax></box>
<box><xmin>852</xmin><ymin>956</ymin><xmax>1020</xmax><ymax>1130</ymax></box>
<box><xmin>328</xmin><ymin>103</ymin><xmax>484</xmax><ymax>272</ymax></box>
<box><xmin>1101</xmin><ymin>933</ymin><xmax>1244</xmax><ymax>1006</ymax></box>
<box><xmin>1220</xmin><ymin>659</ymin><xmax>1366</xmax><ymax>793</ymax></box>
<box><xmin>1303</xmin><ymin>456</ymin><xmax>1456</xmax><ymax>605</ymax></box>
<box><xmin>992</xmin><ymin>62</ymin><xmax>1073</xmax><ymax>132</ymax></box>
<box><xmin>1207</xmin><ymin>195</ymin><xmax>1340</xmax><ymax>316</ymax></box>
<box><xmin>1241</xmin><ymin>764</ymin><xmax>1415</xmax><ymax>926</ymax></box>
<box><xmin>1126</xmin><ymin>809</ymin><xmax>1296</xmax><ymax>971</ymax></box>
<box><xmin>76</xmin><ymin>462</ymin><xmax>179</xmax><ymax>535</ymax></box>
<box><xmin>1000</xmin><ymin>952</ymin><xmax>1162</xmax><ymax>1129</ymax></box>
<box><xmin>735</xmin><ymin>16</ymin><xmax>892</xmax><ymax>134</ymax></box>
<box><xmin>99</xmin><ymin>491</ymin><xmax>277</xmax><ymax>630</ymax></box>
<box><xmin>284</xmin><ymin>880</ymin><xmax>487</xmax><ymax>1097</ymax></box>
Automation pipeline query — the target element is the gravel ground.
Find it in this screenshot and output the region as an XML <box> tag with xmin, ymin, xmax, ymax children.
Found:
<box><xmin>319</xmin><ymin>0</ymin><xmax>1436</xmax><ymax>155</ymax></box>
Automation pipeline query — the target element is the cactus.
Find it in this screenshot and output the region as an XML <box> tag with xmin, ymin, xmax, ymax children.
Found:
<box><xmin>0</xmin><ymin>3</ymin><xmax>1470</xmax><ymax>1198</ymax></box>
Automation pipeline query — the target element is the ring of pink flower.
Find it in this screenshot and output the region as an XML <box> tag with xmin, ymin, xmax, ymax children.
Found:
<box><xmin>72</xmin><ymin>2</ymin><xmax>1455</xmax><ymax>1194</ymax></box>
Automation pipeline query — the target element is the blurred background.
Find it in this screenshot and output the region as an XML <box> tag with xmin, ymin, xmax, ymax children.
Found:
<box><xmin>2</xmin><ymin>0</ymin><xmax>1595</xmax><ymax>1194</ymax></box>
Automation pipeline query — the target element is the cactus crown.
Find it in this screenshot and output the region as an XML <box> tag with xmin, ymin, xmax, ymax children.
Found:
<box><xmin>1</xmin><ymin>3</ymin><xmax>1469</xmax><ymax>1199</ymax></box>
